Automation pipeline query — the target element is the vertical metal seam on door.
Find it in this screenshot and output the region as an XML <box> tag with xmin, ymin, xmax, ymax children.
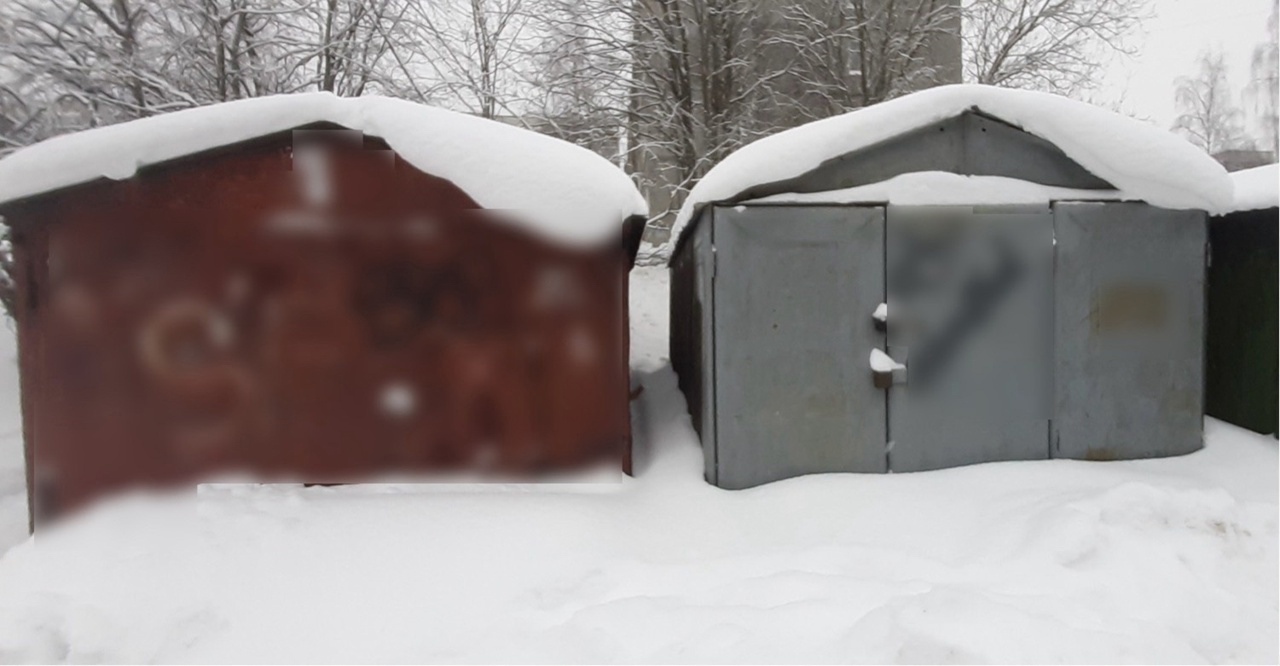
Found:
<box><xmin>709</xmin><ymin>207</ymin><xmax>719</xmax><ymax>484</ymax></box>
<box><xmin>1200</xmin><ymin>214</ymin><xmax>1209</xmax><ymax>426</ymax></box>
<box><xmin>1049</xmin><ymin>201</ymin><xmax>1058</xmax><ymax>458</ymax></box>
<box><xmin>882</xmin><ymin>206</ymin><xmax>892</xmax><ymax>473</ymax></box>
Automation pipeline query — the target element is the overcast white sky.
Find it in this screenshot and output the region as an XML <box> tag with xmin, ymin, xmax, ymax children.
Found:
<box><xmin>1097</xmin><ymin>0</ymin><xmax>1276</xmax><ymax>135</ymax></box>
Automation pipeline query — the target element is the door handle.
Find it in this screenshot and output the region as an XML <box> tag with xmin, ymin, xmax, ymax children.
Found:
<box><xmin>870</xmin><ymin>348</ymin><xmax>905</xmax><ymax>389</ymax></box>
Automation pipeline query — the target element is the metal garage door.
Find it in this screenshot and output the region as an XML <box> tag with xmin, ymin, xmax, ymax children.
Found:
<box><xmin>703</xmin><ymin>201</ymin><xmax>1200</xmax><ymax>487</ymax></box>
<box><xmin>1052</xmin><ymin>202</ymin><xmax>1206</xmax><ymax>459</ymax></box>
<box><xmin>712</xmin><ymin>205</ymin><xmax>887</xmax><ymax>488</ymax></box>
<box><xmin>885</xmin><ymin>206</ymin><xmax>1053</xmax><ymax>472</ymax></box>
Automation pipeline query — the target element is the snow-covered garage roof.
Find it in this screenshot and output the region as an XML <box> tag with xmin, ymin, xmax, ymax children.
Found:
<box><xmin>1219</xmin><ymin>163</ymin><xmax>1279</xmax><ymax>214</ymax></box>
<box><xmin>0</xmin><ymin>93</ymin><xmax>647</xmax><ymax>248</ymax></box>
<box><xmin>672</xmin><ymin>84</ymin><xmax>1233</xmax><ymax>244</ymax></box>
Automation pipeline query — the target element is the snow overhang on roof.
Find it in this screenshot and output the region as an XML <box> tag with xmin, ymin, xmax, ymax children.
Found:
<box><xmin>1218</xmin><ymin>163</ymin><xmax>1279</xmax><ymax>215</ymax></box>
<box><xmin>670</xmin><ymin>84</ymin><xmax>1233</xmax><ymax>248</ymax></box>
<box><xmin>0</xmin><ymin>93</ymin><xmax>648</xmax><ymax>248</ymax></box>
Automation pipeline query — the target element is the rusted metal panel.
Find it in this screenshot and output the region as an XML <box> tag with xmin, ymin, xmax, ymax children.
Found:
<box><xmin>6</xmin><ymin>129</ymin><xmax>633</xmax><ymax>525</ymax></box>
<box><xmin>1051</xmin><ymin>202</ymin><xmax>1206</xmax><ymax>460</ymax></box>
<box><xmin>10</xmin><ymin>222</ymin><xmax>45</xmax><ymax>528</ymax></box>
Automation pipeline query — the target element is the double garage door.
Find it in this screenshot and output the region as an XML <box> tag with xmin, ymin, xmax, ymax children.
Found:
<box><xmin>707</xmin><ymin>203</ymin><xmax>1206</xmax><ymax>488</ymax></box>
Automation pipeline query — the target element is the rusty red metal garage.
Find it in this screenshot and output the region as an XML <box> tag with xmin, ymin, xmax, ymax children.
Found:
<box><xmin>0</xmin><ymin>94</ymin><xmax>647</xmax><ymax>527</ymax></box>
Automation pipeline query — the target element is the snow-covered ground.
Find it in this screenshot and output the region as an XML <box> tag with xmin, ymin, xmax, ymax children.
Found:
<box><xmin>0</xmin><ymin>266</ymin><xmax>1275</xmax><ymax>663</ymax></box>
<box><xmin>0</xmin><ymin>322</ymin><xmax>28</xmax><ymax>554</ymax></box>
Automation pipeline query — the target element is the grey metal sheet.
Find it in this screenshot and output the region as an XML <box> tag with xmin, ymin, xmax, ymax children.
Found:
<box><xmin>793</xmin><ymin>116</ymin><xmax>965</xmax><ymax>194</ymax></box>
<box><xmin>1052</xmin><ymin>202</ymin><xmax>1206</xmax><ymax>460</ymax></box>
<box><xmin>667</xmin><ymin>209</ymin><xmax>718</xmax><ymax>482</ymax></box>
<box><xmin>694</xmin><ymin>214</ymin><xmax>717</xmax><ymax>484</ymax></box>
<box><xmin>886</xmin><ymin>206</ymin><xmax>1053</xmax><ymax>472</ymax></box>
<box><xmin>669</xmin><ymin>230</ymin><xmax>689</xmax><ymax>397</ymax></box>
<box><xmin>712</xmin><ymin>205</ymin><xmax>887</xmax><ymax>488</ymax></box>
<box><xmin>962</xmin><ymin>113</ymin><xmax>1112</xmax><ymax>189</ymax></box>
<box><xmin>729</xmin><ymin>111</ymin><xmax>1112</xmax><ymax>207</ymax></box>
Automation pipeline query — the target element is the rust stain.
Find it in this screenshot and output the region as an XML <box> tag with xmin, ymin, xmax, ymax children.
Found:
<box><xmin>1091</xmin><ymin>283</ymin><xmax>1168</xmax><ymax>333</ymax></box>
<box><xmin>1082</xmin><ymin>447</ymin><xmax>1121</xmax><ymax>461</ymax></box>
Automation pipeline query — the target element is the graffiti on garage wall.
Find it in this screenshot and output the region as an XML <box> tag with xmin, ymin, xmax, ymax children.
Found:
<box><xmin>20</xmin><ymin>131</ymin><xmax>630</xmax><ymax>518</ymax></box>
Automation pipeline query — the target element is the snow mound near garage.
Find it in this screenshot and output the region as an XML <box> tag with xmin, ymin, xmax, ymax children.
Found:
<box><xmin>0</xmin><ymin>93</ymin><xmax>646</xmax><ymax>248</ymax></box>
<box><xmin>1220</xmin><ymin>163</ymin><xmax>1280</xmax><ymax>214</ymax></box>
<box><xmin>672</xmin><ymin>84</ymin><xmax>1232</xmax><ymax>243</ymax></box>
<box><xmin>0</xmin><ymin>412</ymin><xmax>1274</xmax><ymax>663</ymax></box>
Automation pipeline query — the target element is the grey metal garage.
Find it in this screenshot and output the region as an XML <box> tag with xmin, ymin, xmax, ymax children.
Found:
<box><xmin>669</xmin><ymin>85</ymin><xmax>1230</xmax><ymax>489</ymax></box>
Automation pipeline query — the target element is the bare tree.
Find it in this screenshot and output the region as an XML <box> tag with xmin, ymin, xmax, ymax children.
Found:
<box><xmin>1246</xmin><ymin>0</ymin><xmax>1278</xmax><ymax>160</ymax></box>
<box><xmin>528</xmin><ymin>0</ymin><xmax>628</xmax><ymax>163</ymax></box>
<box><xmin>405</xmin><ymin>0</ymin><xmax>532</xmax><ymax>119</ymax></box>
<box><xmin>150</xmin><ymin>0</ymin><xmax>296</xmax><ymax>103</ymax></box>
<box><xmin>0</xmin><ymin>0</ymin><xmax>196</xmax><ymax>146</ymax></box>
<box><xmin>0</xmin><ymin>0</ymin><xmax>441</xmax><ymax>153</ymax></box>
<box><xmin>532</xmin><ymin>0</ymin><xmax>961</xmax><ymax>233</ymax></box>
<box><xmin>965</xmin><ymin>0</ymin><xmax>1148</xmax><ymax>95</ymax></box>
<box><xmin>1173</xmin><ymin>49</ymin><xmax>1251</xmax><ymax>156</ymax></box>
<box><xmin>530</xmin><ymin>0</ymin><xmax>752</xmax><ymax>226</ymax></box>
<box><xmin>777</xmin><ymin>0</ymin><xmax>960</xmax><ymax>121</ymax></box>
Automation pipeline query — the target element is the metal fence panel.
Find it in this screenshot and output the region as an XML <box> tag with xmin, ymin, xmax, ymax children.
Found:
<box><xmin>712</xmin><ymin>205</ymin><xmax>887</xmax><ymax>488</ymax></box>
<box><xmin>1052</xmin><ymin>202</ymin><xmax>1206</xmax><ymax>460</ymax></box>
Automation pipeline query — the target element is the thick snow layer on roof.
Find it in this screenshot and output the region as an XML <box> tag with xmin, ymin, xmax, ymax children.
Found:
<box><xmin>673</xmin><ymin>84</ymin><xmax>1231</xmax><ymax>243</ymax></box>
<box><xmin>0</xmin><ymin>93</ymin><xmax>646</xmax><ymax>247</ymax></box>
<box><xmin>1220</xmin><ymin>163</ymin><xmax>1279</xmax><ymax>214</ymax></box>
<box><xmin>748</xmin><ymin>172</ymin><xmax>1128</xmax><ymax>206</ymax></box>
